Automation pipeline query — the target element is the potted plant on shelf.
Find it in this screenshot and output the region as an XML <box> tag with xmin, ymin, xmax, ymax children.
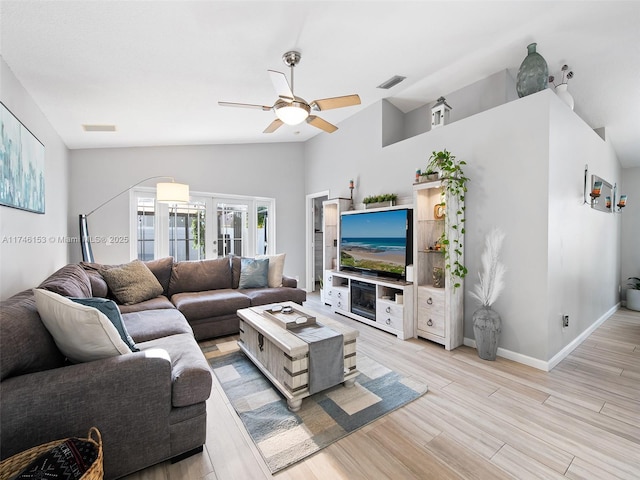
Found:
<box><xmin>470</xmin><ymin>227</ymin><xmax>506</xmax><ymax>361</ymax></box>
<box><xmin>426</xmin><ymin>149</ymin><xmax>469</xmax><ymax>288</ymax></box>
<box><xmin>626</xmin><ymin>277</ymin><xmax>640</xmax><ymax>311</ymax></box>
<box><xmin>421</xmin><ymin>169</ymin><xmax>439</xmax><ymax>182</ymax></box>
<box><xmin>362</xmin><ymin>193</ymin><xmax>398</xmax><ymax>209</ymax></box>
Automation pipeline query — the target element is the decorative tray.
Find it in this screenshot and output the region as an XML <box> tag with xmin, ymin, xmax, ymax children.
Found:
<box><xmin>261</xmin><ymin>305</ymin><xmax>317</xmax><ymax>330</ymax></box>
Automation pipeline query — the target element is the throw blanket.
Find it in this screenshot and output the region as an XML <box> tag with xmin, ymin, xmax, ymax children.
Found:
<box><xmin>291</xmin><ymin>323</ymin><xmax>344</xmax><ymax>394</ymax></box>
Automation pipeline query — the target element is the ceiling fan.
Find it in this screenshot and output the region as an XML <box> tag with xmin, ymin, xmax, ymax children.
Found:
<box><xmin>218</xmin><ymin>51</ymin><xmax>361</xmax><ymax>134</ymax></box>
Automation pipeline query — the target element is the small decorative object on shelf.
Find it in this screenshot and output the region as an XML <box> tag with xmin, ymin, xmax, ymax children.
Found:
<box><xmin>432</xmin><ymin>267</ymin><xmax>444</xmax><ymax>288</ymax></box>
<box><xmin>348</xmin><ymin>179</ymin><xmax>355</xmax><ymax>210</ymax></box>
<box><xmin>431</xmin><ymin>96</ymin><xmax>452</xmax><ymax>129</ymax></box>
<box><xmin>470</xmin><ymin>227</ymin><xmax>506</xmax><ymax>361</ymax></box>
<box><xmin>549</xmin><ymin>64</ymin><xmax>575</xmax><ymax>110</ymax></box>
<box><xmin>516</xmin><ymin>42</ymin><xmax>548</xmax><ymax>98</ymax></box>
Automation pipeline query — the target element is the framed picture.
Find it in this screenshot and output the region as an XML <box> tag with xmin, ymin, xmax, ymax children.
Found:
<box><xmin>434</xmin><ymin>203</ymin><xmax>445</xmax><ymax>220</ymax></box>
<box><xmin>1</xmin><ymin>102</ymin><xmax>45</xmax><ymax>213</ymax></box>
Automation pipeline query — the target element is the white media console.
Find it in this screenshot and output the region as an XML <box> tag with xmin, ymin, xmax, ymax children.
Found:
<box><xmin>327</xmin><ymin>270</ymin><xmax>414</xmax><ymax>340</ymax></box>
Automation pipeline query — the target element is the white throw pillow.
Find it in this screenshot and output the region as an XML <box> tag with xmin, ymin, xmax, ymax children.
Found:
<box><xmin>33</xmin><ymin>288</ymin><xmax>132</xmax><ymax>363</ymax></box>
<box><xmin>257</xmin><ymin>253</ymin><xmax>286</xmax><ymax>288</ymax></box>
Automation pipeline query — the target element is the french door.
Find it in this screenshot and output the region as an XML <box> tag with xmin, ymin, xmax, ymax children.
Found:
<box><xmin>131</xmin><ymin>189</ymin><xmax>275</xmax><ymax>261</ymax></box>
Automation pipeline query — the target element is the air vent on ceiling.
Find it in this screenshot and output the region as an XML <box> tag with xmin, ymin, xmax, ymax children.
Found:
<box><xmin>377</xmin><ymin>75</ymin><xmax>406</xmax><ymax>90</ymax></box>
<box><xmin>82</xmin><ymin>124</ymin><xmax>116</xmax><ymax>132</ymax></box>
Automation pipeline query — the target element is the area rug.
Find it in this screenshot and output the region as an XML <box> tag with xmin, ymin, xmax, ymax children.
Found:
<box><xmin>208</xmin><ymin>348</ymin><xmax>428</xmax><ymax>473</ymax></box>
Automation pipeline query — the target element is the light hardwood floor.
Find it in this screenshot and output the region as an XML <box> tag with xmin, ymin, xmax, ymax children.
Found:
<box><xmin>124</xmin><ymin>296</ymin><xmax>640</xmax><ymax>480</ymax></box>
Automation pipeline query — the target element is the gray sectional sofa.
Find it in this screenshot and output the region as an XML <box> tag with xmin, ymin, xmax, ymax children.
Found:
<box><xmin>0</xmin><ymin>255</ymin><xmax>306</xmax><ymax>479</ymax></box>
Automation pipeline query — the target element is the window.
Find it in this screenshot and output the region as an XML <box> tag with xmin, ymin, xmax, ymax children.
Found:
<box><xmin>131</xmin><ymin>189</ymin><xmax>275</xmax><ymax>261</ymax></box>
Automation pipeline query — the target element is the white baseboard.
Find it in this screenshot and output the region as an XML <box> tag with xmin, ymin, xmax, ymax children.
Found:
<box><xmin>464</xmin><ymin>302</ymin><xmax>620</xmax><ymax>372</ymax></box>
<box><xmin>546</xmin><ymin>303</ymin><xmax>620</xmax><ymax>371</ymax></box>
<box><xmin>463</xmin><ymin>338</ymin><xmax>550</xmax><ymax>371</ymax></box>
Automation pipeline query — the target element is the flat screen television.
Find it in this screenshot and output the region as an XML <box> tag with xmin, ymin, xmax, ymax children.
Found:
<box><xmin>340</xmin><ymin>208</ymin><xmax>413</xmax><ymax>279</ymax></box>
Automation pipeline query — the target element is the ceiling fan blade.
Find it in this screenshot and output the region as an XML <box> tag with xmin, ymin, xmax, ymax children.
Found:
<box><xmin>263</xmin><ymin>118</ymin><xmax>284</xmax><ymax>133</ymax></box>
<box><xmin>218</xmin><ymin>101</ymin><xmax>271</xmax><ymax>111</ymax></box>
<box><xmin>268</xmin><ymin>70</ymin><xmax>294</xmax><ymax>102</ymax></box>
<box><xmin>311</xmin><ymin>94</ymin><xmax>361</xmax><ymax>111</ymax></box>
<box><xmin>307</xmin><ymin>115</ymin><xmax>338</xmax><ymax>133</ymax></box>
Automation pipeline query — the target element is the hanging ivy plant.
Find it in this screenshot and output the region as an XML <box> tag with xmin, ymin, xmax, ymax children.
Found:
<box><xmin>426</xmin><ymin>149</ymin><xmax>469</xmax><ymax>288</ymax></box>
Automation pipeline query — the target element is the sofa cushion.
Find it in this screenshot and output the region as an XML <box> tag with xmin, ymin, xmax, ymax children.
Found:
<box><xmin>100</xmin><ymin>260</ymin><xmax>164</xmax><ymax>305</ymax></box>
<box><xmin>123</xmin><ymin>309</ymin><xmax>193</xmax><ymax>343</ymax></box>
<box><xmin>85</xmin><ymin>270</ymin><xmax>109</xmax><ymax>298</ymax></box>
<box><xmin>240</xmin><ymin>287</ymin><xmax>307</xmax><ymax>307</ymax></box>
<box><xmin>137</xmin><ymin>333</ymin><xmax>212</xmax><ymax>407</ymax></box>
<box><xmin>71</xmin><ymin>297</ymin><xmax>138</xmax><ymax>351</ymax></box>
<box><xmin>0</xmin><ymin>290</ymin><xmax>66</xmax><ymax>381</ymax></box>
<box><xmin>231</xmin><ymin>255</ymin><xmax>241</xmax><ymax>289</ymax></box>
<box><xmin>171</xmin><ymin>289</ymin><xmax>251</xmax><ymax>321</ymax></box>
<box><xmin>257</xmin><ymin>253</ymin><xmax>286</xmax><ymax>288</ymax></box>
<box><xmin>81</xmin><ymin>257</ymin><xmax>173</xmax><ymax>297</ymax></box>
<box><xmin>118</xmin><ymin>295</ymin><xmax>175</xmax><ymax>314</ymax></box>
<box><xmin>34</xmin><ymin>289</ymin><xmax>132</xmax><ymax>363</ymax></box>
<box><xmin>238</xmin><ymin>257</ymin><xmax>269</xmax><ymax>289</ymax></box>
<box><xmin>169</xmin><ymin>258</ymin><xmax>232</xmax><ymax>295</ymax></box>
<box><xmin>144</xmin><ymin>257</ymin><xmax>174</xmax><ymax>296</ymax></box>
<box><xmin>38</xmin><ymin>264</ymin><xmax>92</xmax><ymax>298</ymax></box>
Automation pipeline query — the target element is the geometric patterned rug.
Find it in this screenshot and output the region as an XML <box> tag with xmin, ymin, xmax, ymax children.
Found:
<box><xmin>207</xmin><ymin>345</ymin><xmax>428</xmax><ymax>473</ymax></box>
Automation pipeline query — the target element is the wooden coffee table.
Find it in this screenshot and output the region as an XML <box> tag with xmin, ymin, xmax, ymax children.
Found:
<box><xmin>237</xmin><ymin>302</ymin><xmax>358</xmax><ymax>411</ymax></box>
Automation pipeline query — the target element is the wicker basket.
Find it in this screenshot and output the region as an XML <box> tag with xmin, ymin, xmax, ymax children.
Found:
<box><xmin>0</xmin><ymin>427</ymin><xmax>103</xmax><ymax>480</ymax></box>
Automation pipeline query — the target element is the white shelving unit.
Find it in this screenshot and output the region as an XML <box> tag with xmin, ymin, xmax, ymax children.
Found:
<box><xmin>322</xmin><ymin>198</ymin><xmax>351</xmax><ymax>306</ymax></box>
<box><xmin>413</xmin><ymin>181</ymin><xmax>464</xmax><ymax>350</ymax></box>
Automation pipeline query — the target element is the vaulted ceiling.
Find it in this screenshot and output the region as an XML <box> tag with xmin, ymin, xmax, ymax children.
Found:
<box><xmin>2</xmin><ymin>1</ymin><xmax>639</xmax><ymax>167</ymax></box>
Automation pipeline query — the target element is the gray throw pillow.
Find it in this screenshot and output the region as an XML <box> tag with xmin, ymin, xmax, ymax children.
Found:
<box><xmin>100</xmin><ymin>260</ymin><xmax>163</xmax><ymax>305</ymax></box>
<box><xmin>238</xmin><ymin>258</ymin><xmax>269</xmax><ymax>289</ymax></box>
<box><xmin>71</xmin><ymin>297</ymin><xmax>139</xmax><ymax>351</ymax></box>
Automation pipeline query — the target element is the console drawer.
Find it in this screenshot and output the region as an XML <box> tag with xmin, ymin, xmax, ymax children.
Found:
<box><xmin>417</xmin><ymin>287</ymin><xmax>445</xmax><ymax>336</ymax></box>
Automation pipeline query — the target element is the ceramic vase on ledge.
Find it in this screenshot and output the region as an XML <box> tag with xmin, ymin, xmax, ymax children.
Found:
<box><xmin>516</xmin><ymin>43</ymin><xmax>548</xmax><ymax>98</ymax></box>
<box><xmin>472</xmin><ymin>306</ymin><xmax>502</xmax><ymax>361</ymax></box>
<box><xmin>555</xmin><ymin>84</ymin><xmax>574</xmax><ymax>110</ymax></box>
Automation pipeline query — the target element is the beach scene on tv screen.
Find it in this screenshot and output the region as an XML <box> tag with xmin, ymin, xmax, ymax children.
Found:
<box><xmin>340</xmin><ymin>209</ymin><xmax>407</xmax><ymax>275</ymax></box>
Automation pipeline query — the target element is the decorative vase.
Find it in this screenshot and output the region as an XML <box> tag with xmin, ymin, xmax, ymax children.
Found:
<box><xmin>555</xmin><ymin>84</ymin><xmax>574</xmax><ymax>110</ymax></box>
<box><xmin>472</xmin><ymin>306</ymin><xmax>502</xmax><ymax>360</ymax></box>
<box><xmin>516</xmin><ymin>43</ymin><xmax>548</xmax><ymax>98</ymax></box>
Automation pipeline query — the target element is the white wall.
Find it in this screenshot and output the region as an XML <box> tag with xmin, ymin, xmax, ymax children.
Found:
<box><xmin>68</xmin><ymin>143</ymin><xmax>307</xmax><ymax>284</ymax></box>
<box><xmin>547</xmin><ymin>98</ymin><xmax>622</xmax><ymax>359</ymax></box>
<box><xmin>0</xmin><ymin>57</ymin><xmax>70</xmax><ymax>300</ymax></box>
<box><xmin>620</xmin><ymin>167</ymin><xmax>640</xmax><ymax>303</ymax></box>
<box><xmin>305</xmin><ymin>88</ymin><xmax>622</xmax><ymax>365</ymax></box>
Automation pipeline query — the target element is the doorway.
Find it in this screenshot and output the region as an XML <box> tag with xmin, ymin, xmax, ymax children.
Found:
<box><xmin>305</xmin><ymin>191</ymin><xmax>329</xmax><ymax>293</ymax></box>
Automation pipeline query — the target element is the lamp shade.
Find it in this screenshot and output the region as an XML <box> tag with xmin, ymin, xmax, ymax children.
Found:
<box><xmin>157</xmin><ymin>182</ymin><xmax>190</xmax><ymax>203</ymax></box>
<box><xmin>275</xmin><ymin>101</ymin><xmax>310</xmax><ymax>125</ymax></box>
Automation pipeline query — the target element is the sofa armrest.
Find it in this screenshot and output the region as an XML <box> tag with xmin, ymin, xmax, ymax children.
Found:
<box><xmin>1</xmin><ymin>350</ymin><xmax>173</xmax><ymax>478</ymax></box>
<box><xmin>282</xmin><ymin>275</ymin><xmax>297</xmax><ymax>288</ymax></box>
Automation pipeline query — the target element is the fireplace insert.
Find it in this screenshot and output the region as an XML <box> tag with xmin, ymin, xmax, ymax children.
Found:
<box><xmin>350</xmin><ymin>280</ymin><xmax>376</xmax><ymax>320</ymax></box>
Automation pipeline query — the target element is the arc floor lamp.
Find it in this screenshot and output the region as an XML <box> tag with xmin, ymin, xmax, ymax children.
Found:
<box><xmin>79</xmin><ymin>176</ymin><xmax>189</xmax><ymax>262</ymax></box>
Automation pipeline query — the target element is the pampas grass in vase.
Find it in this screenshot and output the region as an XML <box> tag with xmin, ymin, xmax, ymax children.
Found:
<box><xmin>471</xmin><ymin>228</ymin><xmax>506</xmax><ymax>361</ymax></box>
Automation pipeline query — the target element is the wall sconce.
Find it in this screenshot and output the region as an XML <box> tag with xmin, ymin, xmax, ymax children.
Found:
<box><xmin>617</xmin><ymin>194</ymin><xmax>627</xmax><ymax>212</ymax></box>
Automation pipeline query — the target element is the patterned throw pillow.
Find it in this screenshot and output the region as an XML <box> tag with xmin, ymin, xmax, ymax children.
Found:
<box><xmin>15</xmin><ymin>437</ymin><xmax>98</xmax><ymax>480</ymax></box>
<box><xmin>100</xmin><ymin>260</ymin><xmax>163</xmax><ymax>305</ymax></box>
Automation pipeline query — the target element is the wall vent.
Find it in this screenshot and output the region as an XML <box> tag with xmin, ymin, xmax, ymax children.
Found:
<box><xmin>82</xmin><ymin>124</ymin><xmax>116</xmax><ymax>132</ymax></box>
<box><xmin>377</xmin><ymin>75</ymin><xmax>406</xmax><ymax>90</ymax></box>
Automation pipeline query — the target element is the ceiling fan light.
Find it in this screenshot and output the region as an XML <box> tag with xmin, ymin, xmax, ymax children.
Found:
<box><xmin>275</xmin><ymin>101</ymin><xmax>310</xmax><ymax>125</ymax></box>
